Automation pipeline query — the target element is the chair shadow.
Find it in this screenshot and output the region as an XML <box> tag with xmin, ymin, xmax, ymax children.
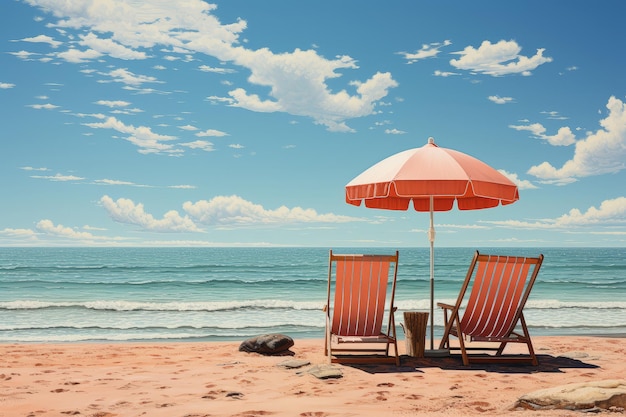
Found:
<box><xmin>345</xmin><ymin>353</ymin><xmax>600</xmax><ymax>375</ymax></box>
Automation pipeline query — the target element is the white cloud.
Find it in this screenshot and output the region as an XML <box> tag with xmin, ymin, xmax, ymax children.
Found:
<box><xmin>196</xmin><ymin>129</ymin><xmax>228</xmax><ymax>137</ymax></box>
<box><xmin>100</xmin><ymin>195</ymin><xmax>202</xmax><ymax>232</ymax></box>
<box><xmin>555</xmin><ymin>197</ymin><xmax>626</xmax><ymax>226</ymax></box>
<box><xmin>31</xmin><ymin>173</ymin><xmax>84</xmax><ymax>181</ymax></box>
<box><xmin>178</xmin><ymin>124</ymin><xmax>198</xmax><ymax>131</ymax></box>
<box><xmin>384</xmin><ymin>128</ymin><xmax>406</xmax><ymax>135</ymax></box>
<box><xmin>180</xmin><ymin>140</ymin><xmax>215</xmax><ymax>151</ymax></box>
<box><xmin>541</xmin><ymin>110</ymin><xmax>568</xmax><ymax>120</ymax></box>
<box><xmin>79</xmin><ymin>32</ymin><xmax>147</xmax><ymax>60</ymax></box>
<box><xmin>83</xmin><ymin>116</ymin><xmax>177</xmax><ymax>154</ymax></box>
<box><xmin>450</xmin><ymin>40</ymin><xmax>552</xmax><ymax>76</ymax></box>
<box><xmin>1</xmin><ymin>82</ymin><xmax>16</xmax><ymax>89</ymax></box>
<box><xmin>528</xmin><ymin>96</ymin><xmax>626</xmax><ymax>181</ymax></box>
<box><xmin>105</xmin><ymin>68</ymin><xmax>161</xmax><ymax>86</ymax></box>
<box><xmin>183</xmin><ymin>195</ymin><xmax>361</xmax><ymax>226</ymax></box>
<box><xmin>36</xmin><ymin>219</ymin><xmax>99</xmax><ymax>240</ymax></box>
<box><xmin>94</xmin><ymin>179</ymin><xmax>136</xmax><ymax>186</ymax></box>
<box><xmin>398</xmin><ymin>40</ymin><xmax>451</xmax><ymax>64</ymax></box>
<box><xmin>488</xmin><ymin>95</ymin><xmax>514</xmax><ymax>104</ymax></box>
<box><xmin>9</xmin><ymin>50</ymin><xmax>38</xmax><ymax>60</ymax></box>
<box><xmin>27</xmin><ymin>103</ymin><xmax>60</xmax><ymax>110</ymax></box>
<box><xmin>168</xmin><ymin>184</ymin><xmax>196</xmax><ymax>189</ymax></box>
<box><xmin>509</xmin><ymin>122</ymin><xmax>576</xmax><ymax>146</ymax></box>
<box><xmin>485</xmin><ymin>197</ymin><xmax>626</xmax><ymax>229</ymax></box>
<box><xmin>20</xmin><ymin>166</ymin><xmax>49</xmax><ymax>171</ymax></box>
<box><xmin>498</xmin><ymin>170</ymin><xmax>538</xmax><ymax>190</ymax></box>
<box><xmin>95</xmin><ymin>100</ymin><xmax>131</xmax><ymax>108</ymax></box>
<box><xmin>57</xmin><ymin>48</ymin><xmax>102</xmax><ymax>63</ymax></box>
<box><xmin>433</xmin><ymin>70</ymin><xmax>459</xmax><ymax>77</ymax></box>
<box><xmin>24</xmin><ymin>0</ymin><xmax>396</xmax><ymax>131</ymax></box>
<box><xmin>19</xmin><ymin>34</ymin><xmax>62</xmax><ymax>48</ymax></box>
<box><xmin>198</xmin><ymin>65</ymin><xmax>235</xmax><ymax>74</ymax></box>
<box><xmin>0</xmin><ymin>228</ymin><xmax>38</xmax><ymax>238</ymax></box>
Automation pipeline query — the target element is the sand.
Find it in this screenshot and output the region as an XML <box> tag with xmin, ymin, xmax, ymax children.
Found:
<box><xmin>1</xmin><ymin>336</ymin><xmax>625</xmax><ymax>417</ymax></box>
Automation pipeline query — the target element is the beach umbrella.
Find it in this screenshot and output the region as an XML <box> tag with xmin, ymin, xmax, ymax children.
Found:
<box><xmin>345</xmin><ymin>137</ymin><xmax>519</xmax><ymax>352</ymax></box>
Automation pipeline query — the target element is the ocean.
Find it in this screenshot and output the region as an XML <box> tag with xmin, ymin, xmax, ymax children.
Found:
<box><xmin>1</xmin><ymin>247</ymin><xmax>625</xmax><ymax>343</ymax></box>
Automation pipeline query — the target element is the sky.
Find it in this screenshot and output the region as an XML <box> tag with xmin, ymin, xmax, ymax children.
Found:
<box><xmin>1</xmin><ymin>0</ymin><xmax>626</xmax><ymax>248</ymax></box>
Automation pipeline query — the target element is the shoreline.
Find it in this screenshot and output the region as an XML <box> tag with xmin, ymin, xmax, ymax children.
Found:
<box><xmin>2</xmin><ymin>335</ymin><xmax>625</xmax><ymax>416</ymax></box>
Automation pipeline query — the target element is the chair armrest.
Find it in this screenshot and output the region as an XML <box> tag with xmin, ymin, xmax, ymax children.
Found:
<box><xmin>437</xmin><ymin>302</ymin><xmax>454</xmax><ymax>310</ymax></box>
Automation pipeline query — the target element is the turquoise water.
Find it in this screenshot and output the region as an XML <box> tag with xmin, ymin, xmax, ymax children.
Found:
<box><xmin>0</xmin><ymin>247</ymin><xmax>624</xmax><ymax>342</ymax></box>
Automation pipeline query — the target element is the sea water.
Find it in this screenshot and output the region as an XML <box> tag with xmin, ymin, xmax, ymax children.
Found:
<box><xmin>1</xmin><ymin>247</ymin><xmax>624</xmax><ymax>343</ymax></box>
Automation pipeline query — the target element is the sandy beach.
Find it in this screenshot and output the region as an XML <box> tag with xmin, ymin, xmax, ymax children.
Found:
<box><xmin>1</xmin><ymin>336</ymin><xmax>625</xmax><ymax>417</ymax></box>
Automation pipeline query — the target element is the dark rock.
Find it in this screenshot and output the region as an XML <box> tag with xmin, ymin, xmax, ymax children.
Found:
<box><xmin>239</xmin><ymin>333</ymin><xmax>295</xmax><ymax>355</ymax></box>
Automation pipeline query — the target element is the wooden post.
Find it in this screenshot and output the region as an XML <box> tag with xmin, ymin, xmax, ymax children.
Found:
<box><xmin>403</xmin><ymin>312</ymin><xmax>429</xmax><ymax>358</ymax></box>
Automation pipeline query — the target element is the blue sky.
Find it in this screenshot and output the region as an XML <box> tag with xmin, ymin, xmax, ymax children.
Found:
<box><xmin>1</xmin><ymin>0</ymin><xmax>626</xmax><ymax>248</ymax></box>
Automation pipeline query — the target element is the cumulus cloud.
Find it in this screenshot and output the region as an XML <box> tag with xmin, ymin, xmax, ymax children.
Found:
<box><xmin>57</xmin><ymin>48</ymin><xmax>102</xmax><ymax>63</ymax></box>
<box><xmin>18</xmin><ymin>34</ymin><xmax>62</xmax><ymax>48</ymax></box>
<box><xmin>104</xmin><ymin>68</ymin><xmax>162</xmax><ymax>86</ymax></box>
<box><xmin>0</xmin><ymin>228</ymin><xmax>38</xmax><ymax>238</ymax></box>
<box><xmin>30</xmin><ymin>173</ymin><xmax>85</xmax><ymax>181</ymax></box>
<box><xmin>23</xmin><ymin>0</ymin><xmax>397</xmax><ymax>131</ymax></box>
<box><xmin>488</xmin><ymin>95</ymin><xmax>514</xmax><ymax>104</ymax></box>
<box><xmin>100</xmin><ymin>195</ymin><xmax>202</xmax><ymax>232</ymax></box>
<box><xmin>385</xmin><ymin>128</ymin><xmax>406</xmax><ymax>135</ymax></box>
<box><xmin>433</xmin><ymin>70</ymin><xmax>459</xmax><ymax>77</ymax></box>
<box><xmin>180</xmin><ymin>140</ymin><xmax>215</xmax><ymax>151</ymax></box>
<box><xmin>198</xmin><ymin>65</ymin><xmax>235</xmax><ymax>74</ymax></box>
<box><xmin>450</xmin><ymin>40</ymin><xmax>552</xmax><ymax>76</ymax></box>
<box><xmin>83</xmin><ymin>116</ymin><xmax>177</xmax><ymax>154</ymax></box>
<box><xmin>95</xmin><ymin>100</ymin><xmax>131</xmax><ymax>107</ymax></box>
<box><xmin>485</xmin><ymin>197</ymin><xmax>626</xmax><ymax>229</ymax></box>
<box><xmin>36</xmin><ymin>219</ymin><xmax>100</xmax><ymax>240</ymax></box>
<box><xmin>509</xmin><ymin>122</ymin><xmax>576</xmax><ymax>146</ymax></box>
<box><xmin>98</xmin><ymin>194</ymin><xmax>361</xmax><ymax>233</ymax></box>
<box><xmin>183</xmin><ymin>195</ymin><xmax>361</xmax><ymax>226</ymax></box>
<box><xmin>498</xmin><ymin>170</ymin><xmax>537</xmax><ymax>190</ymax></box>
<box><xmin>196</xmin><ymin>129</ymin><xmax>228</xmax><ymax>137</ymax></box>
<box><xmin>79</xmin><ymin>32</ymin><xmax>148</xmax><ymax>60</ymax></box>
<box><xmin>27</xmin><ymin>103</ymin><xmax>60</xmax><ymax>110</ymax></box>
<box><xmin>0</xmin><ymin>82</ymin><xmax>16</xmax><ymax>89</ymax></box>
<box><xmin>527</xmin><ymin>96</ymin><xmax>626</xmax><ymax>182</ymax></box>
<box><xmin>398</xmin><ymin>40</ymin><xmax>451</xmax><ymax>64</ymax></box>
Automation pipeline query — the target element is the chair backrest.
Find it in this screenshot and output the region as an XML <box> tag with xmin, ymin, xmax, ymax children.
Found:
<box><xmin>458</xmin><ymin>252</ymin><xmax>544</xmax><ymax>339</ymax></box>
<box><xmin>327</xmin><ymin>251</ymin><xmax>399</xmax><ymax>337</ymax></box>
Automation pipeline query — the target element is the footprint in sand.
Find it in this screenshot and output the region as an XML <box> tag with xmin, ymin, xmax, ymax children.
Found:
<box><xmin>468</xmin><ymin>400</ymin><xmax>495</xmax><ymax>412</ymax></box>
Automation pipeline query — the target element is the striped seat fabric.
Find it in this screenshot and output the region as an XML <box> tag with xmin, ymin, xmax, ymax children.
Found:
<box><xmin>324</xmin><ymin>250</ymin><xmax>400</xmax><ymax>365</ymax></box>
<box><xmin>438</xmin><ymin>251</ymin><xmax>544</xmax><ymax>365</ymax></box>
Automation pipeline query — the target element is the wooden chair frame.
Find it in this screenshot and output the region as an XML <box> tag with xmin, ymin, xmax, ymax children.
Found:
<box><xmin>324</xmin><ymin>250</ymin><xmax>400</xmax><ymax>366</ymax></box>
<box><xmin>438</xmin><ymin>251</ymin><xmax>544</xmax><ymax>366</ymax></box>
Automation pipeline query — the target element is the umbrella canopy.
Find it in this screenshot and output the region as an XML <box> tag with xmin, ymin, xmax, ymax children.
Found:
<box><xmin>345</xmin><ymin>137</ymin><xmax>519</xmax><ymax>351</ymax></box>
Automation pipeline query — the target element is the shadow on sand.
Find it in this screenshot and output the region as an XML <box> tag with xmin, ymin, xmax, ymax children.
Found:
<box><xmin>343</xmin><ymin>353</ymin><xmax>600</xmax><ymax>375</ymax></box>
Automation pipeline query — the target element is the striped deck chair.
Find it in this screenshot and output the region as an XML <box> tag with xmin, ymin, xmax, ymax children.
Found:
<box><xmin>324</xmin><ymin>250</ymin><xmax>400</xmax><ymax>366</ymax></box>
<box><xmin>438</xmin><ymin>251</ymin><xmax>544</xmax><ymax>365</ymax></box>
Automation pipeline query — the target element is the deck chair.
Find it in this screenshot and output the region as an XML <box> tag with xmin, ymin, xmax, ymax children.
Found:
<box><xmin>438</xmin><ymin>251</ymin><xmax>544</xmax><ymax>366</ymax></box>
<box><xmin>324</xmin><ymin>250</ymin><xmax>400</xmax><ymax>366</ymax></box>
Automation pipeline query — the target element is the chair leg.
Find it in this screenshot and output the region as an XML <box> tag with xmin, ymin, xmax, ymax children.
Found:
<box><xmin>519</xmin><ymin>314</ymin><xmax>538</xmax><ymax>365</ymax></box>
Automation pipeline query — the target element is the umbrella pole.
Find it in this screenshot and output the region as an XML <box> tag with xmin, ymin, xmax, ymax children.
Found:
<box><xmin>428</xmin><ymin>196</ymin><xmax>435</xmax><ymax>351</ymax></box>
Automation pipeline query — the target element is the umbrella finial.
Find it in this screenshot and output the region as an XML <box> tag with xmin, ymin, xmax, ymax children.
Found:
<box><xmin>428</xmin><ymin>137</ymin><xmax>435</xmax><ymax>145</ymax></box>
